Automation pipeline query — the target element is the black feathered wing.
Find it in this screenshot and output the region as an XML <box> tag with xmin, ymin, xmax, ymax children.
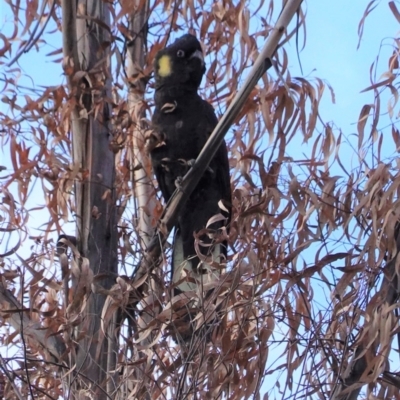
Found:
<box><xmin>171</xmin><ymin>100</ymin><xmax>231</xmax><ymax>294</ymax></box>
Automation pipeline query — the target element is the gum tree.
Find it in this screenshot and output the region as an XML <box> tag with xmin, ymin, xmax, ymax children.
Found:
<box><xmin>1</xmin><ymin>1</ymin><xmax>400</xmax><ymax>399</ymax></box>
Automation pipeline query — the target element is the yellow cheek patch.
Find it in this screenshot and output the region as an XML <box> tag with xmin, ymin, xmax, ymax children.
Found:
<box><xmin>158</xmin><ymin>55</ymin><xmax>172</xmax><ymax>77</ymax></box>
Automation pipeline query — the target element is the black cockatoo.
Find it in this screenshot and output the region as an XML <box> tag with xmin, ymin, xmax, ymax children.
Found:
<box><xmin>149</xmin><ymin>34</ymin><xmax>231</xmax><ymax>295</ymax></box>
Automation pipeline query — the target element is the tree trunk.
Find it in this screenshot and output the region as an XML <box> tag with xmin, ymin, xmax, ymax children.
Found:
<box><xmin>128</xmin><ymin>1</ymin><xmax>155</xmax><ymax>251</ymax></box>
<box><xmin>125</xmin><ymin>2</ymin><xmax>159</xmax><ymax>397</ymax></box>
<box><xmin>62</xmin><ymin>1</ymin><xmax>118</xmax><ymax>398</ymax></box>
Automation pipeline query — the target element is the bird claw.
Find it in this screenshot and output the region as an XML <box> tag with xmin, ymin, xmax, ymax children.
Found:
<box><xmin>177</xmin><ymin>158</ymin><xmax>195</xmax><ymax>167</ymax></box>
<box><xmin>180</xmin><ymin>159</ymin><xmax>214</xmax><ymax>174</ymax></box>
<box><xmin>175</xmin><ymin>176</ymin><xmax>183</xmax><ymax>190</ymax></box>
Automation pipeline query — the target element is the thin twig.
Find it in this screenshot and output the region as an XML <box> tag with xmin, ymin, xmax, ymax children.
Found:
<box><xmin>7</xmin><ymin>0</ymin><xmax>54</xmax><ymax>67</ymax></box>
<box><xmin>0</xmin><ymin>354</ymin><xmax>24</xmax><ymax>400</ymax></box>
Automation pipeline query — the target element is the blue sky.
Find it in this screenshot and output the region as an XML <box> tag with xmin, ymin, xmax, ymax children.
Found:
<box><xmin>1</xmin><ymin>1</ymin><xmax>399</xmax><ymax>397</ymax></box>
<box><xmin>1</xmin><ymin>1</ymin><xmax>397</xmax><ymax>161</ymax></box>
<box><xmin>293</xmin><ymin>1</ymin><xmax>396</xmax><ymax>144</ymax></box>
<box><xmin>276</xmin><ymin>1</ymin><xmax>399</xmax><ymax>182</ymax></box>
<box><xmin>0</xmin><ymin>0</ymin><xmax>396</xmax><ymax>314</ymax></box>
<box><xmin>2</xmin><ymin>0</ymin><xmax>394</xmax><ymax>262</ymax></box>
<box><xmin>2</xmin><ymin>1</ymin><xmax>396</xmax><ymax>122</ymax></box>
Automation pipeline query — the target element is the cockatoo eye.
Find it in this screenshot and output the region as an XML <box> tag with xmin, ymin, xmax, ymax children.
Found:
<box><xmin>177</xmin><ymin>49</ymin><xmax>185</xmax><ymax>58</ymax></box>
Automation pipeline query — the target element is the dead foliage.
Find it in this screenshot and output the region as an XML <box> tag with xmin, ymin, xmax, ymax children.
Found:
<box><xmin>1</xmin><ymin>0</ymin><xmax>400</xmax><ymax>399</ymax></box>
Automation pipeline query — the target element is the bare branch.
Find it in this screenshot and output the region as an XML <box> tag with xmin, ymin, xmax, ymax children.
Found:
<box><xmin>0</xmin><ymin>354</ymin><xmax>25</xmax><ymax>400</ymax></box>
